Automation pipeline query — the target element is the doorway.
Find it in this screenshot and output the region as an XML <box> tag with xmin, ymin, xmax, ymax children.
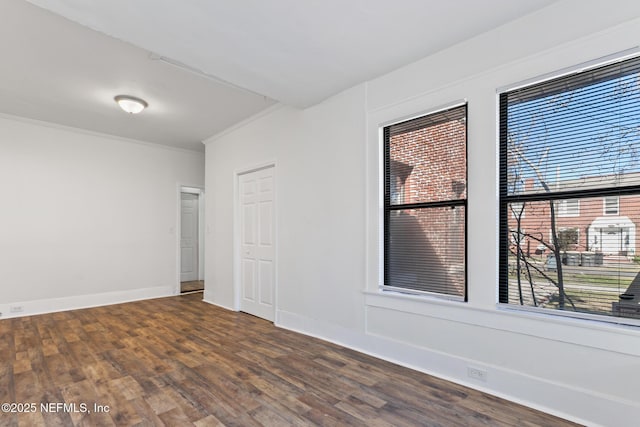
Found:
<box><xmin>237</xmin><ymin>165</ymin><xmax>276</xmax><ymax>321</ymax></box>
<box><xmin>180</xmin><ymin>186</ymin><xmax>204</xmax><ymax>293</ymax></box>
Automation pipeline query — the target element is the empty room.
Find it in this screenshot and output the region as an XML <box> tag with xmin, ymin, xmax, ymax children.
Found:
<box><xmin>1</xmin><ymin>1</ymin><xmax>639</xmax><ymax>426</ymax></box>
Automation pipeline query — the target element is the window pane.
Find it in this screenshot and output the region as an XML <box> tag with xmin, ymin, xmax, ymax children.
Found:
<box><xmin>385</xmin><ymin>105</ymin><xmax>467</xmax><ymax>299</ymax></box>
<box><xmin>556</xmin><ymin>199</ymin><xmax>579</xmax><ymax>217</ymax></box>
<box><xmin>389</xmin><ymin>108</ymin><xmax>466</xmax><ymax>205</ymax></box>
<box><xmin>501</xmin><ymin>56</ymin><xmax>640</xmax><ymax>323</ymax></box>
<box><xmin>506</xmin><ymin>195</ymin><xmax>640</xmax><ymax>319</ymax></box>
<box><xmin>604</xmin><ymin>196</ymin><xmax>619</xmax><ymax>215</ymax></box>
<box><xmin>505</xmin><ymin>58</ymin><xmax>640</xmax><ymax>198</ymax></box>
<box><xmin>387</xmin><ymin>207</ymin><xmax>465</xmax><ymax>297</ymax></box>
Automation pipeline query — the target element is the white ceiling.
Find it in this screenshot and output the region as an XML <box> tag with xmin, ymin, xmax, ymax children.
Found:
<box><xmin>3</xmin><ymin>0</ymin><xmax>557</xmax><ymax>152</ymax></box>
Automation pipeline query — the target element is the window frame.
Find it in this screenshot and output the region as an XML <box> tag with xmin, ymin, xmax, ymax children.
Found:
<box><xmin>556</xmin><ymin>199</ymin><xmax>580</xmax><ymax>217</ymax></box>
<box><xmin>603</xmin><ymin>196</ymin><xmax>620</xmax><ymax>215</ymax></box>
<box><xmin>556</xmin><ymin>227</ymin><xmax>580</xmax><ymax>247</ymax></box>
<box><xmin>382</xmin><ymin>104</ymin><xmax>468</xmax><ymax>301</ymax></box>
<box><xmin>498</xmin><ymin>54</ymin><xmax>640</xmax><ymax>325</ymax></box>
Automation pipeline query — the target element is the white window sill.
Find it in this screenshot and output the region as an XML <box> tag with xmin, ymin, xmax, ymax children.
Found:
<box><xmin>364</xmin><ymin>289</ymin><xmax>640</xmax><ymax>357</ymax></box>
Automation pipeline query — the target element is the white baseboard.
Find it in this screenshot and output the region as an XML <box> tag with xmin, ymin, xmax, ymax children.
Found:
<box><xmin>276</xmin><ymin>308</ymin><xmax>637</xmax><ymax>427</ymax></box>
<box><xmin>0</xmin><ymin>286</ymin><xmax>174</xmax><ymax>319</ymax></box>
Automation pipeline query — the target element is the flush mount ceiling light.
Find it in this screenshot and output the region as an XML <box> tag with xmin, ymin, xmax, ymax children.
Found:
<box><xmin>114</xmin><ymin>95</ymin><xmax>148</xmax><ymax>114</ymax></box>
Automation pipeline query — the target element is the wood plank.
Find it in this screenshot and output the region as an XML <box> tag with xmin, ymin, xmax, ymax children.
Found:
<box><xmin>0</xmin><ymin>293</ymin><xmax>581</xmax><ymax>426</ymax></box>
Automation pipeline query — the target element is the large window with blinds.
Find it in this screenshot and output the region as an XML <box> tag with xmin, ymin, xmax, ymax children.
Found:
<box><xmin>383</xmin><ymin>105</ymin><xmax>467</xmax><ymax>299</ymax></box>
<box><xmin>499</xmin><ymin>55</ymin><xmax>640</xmax><ymax>324</ymax></box>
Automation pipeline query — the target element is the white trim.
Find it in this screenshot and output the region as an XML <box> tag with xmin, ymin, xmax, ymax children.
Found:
<box><xmin>495</xmin><ymin>47</ymin><xmax>640</xmax><ymax>95</ymax></box>
<box><xmin>275</xmin><ymin>307</ymin><xmax>636</xmax><ymax>427</ymax></box>
<box><xmin>378</xmin><ymin>287</ymin><xmax>465</xmax><ymax>303</ymax></box>
<box><xmin>234</xmin><ymin>160</ymin><xmax>278</xmax><ymax>176</ymax></box>
<box><xmin>368</xmin><ymin>19</ymin><xmax>640</xmax><ymax>115</ymax></box>
<box><xmin>556</xmin><ymin>199</ymin><xmax>580</xmax><ymax>217</ymax></box>
<box><xmin>201</xmin><ymin>296</ymin><xmax>234</xmax><ymax>312</ymax></box>
<box><xmin>0</xmin><ymin>287</ymin><xmax>173</xmax><ymax>319</ymax></box>
<box><xmin>198</xmin><ymin>189</ymin><xmax>206</xmax><ymax>281</ymax></box>
<box><xmin>378</xmin><ymin>98</ymin><xmax>467</xmax><ymax>129</ymax></box>
<box><xmin>0</xmin><ymin>111</ymin><xmax>204</xmax><ymax>155</ymax></box>
<box><xmin>203</xmin><ymin>104</ymin><xmax>285</xmax><ymax>145</ymax></box>
<box><xmin>377</xmin><ymin>125</ymin><xmax>385</xmax><ymax>290</ymax></box>
<box><xmin>498</xmin><ymin>302</ymin><xmax>640</xmax><ymax>329</ymax></box>
<box><xmin>374</xmin><ymin>101</ymin><xmax>468</xmax><ymax>299</ymax></box>
<box><xmin>180</xmin><ymin>186</ymin><xmax>202</xmax><ymax>195</ymax></box>
<box><xmin>603</xmin><ymin>195</ymin><xmax>620</xmax><ymax>215</ymax></box>
<box><xmin>363</xmin><ymin>291</ymin><xmax>640</xmax><ymax>355</ymax></box>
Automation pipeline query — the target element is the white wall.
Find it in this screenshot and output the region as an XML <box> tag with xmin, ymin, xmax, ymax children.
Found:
<box><xmin>204</xmin><ymin>2</ymin><xmax>640</xmax><ymax>425</ymax></box>
<box><xmin>204</xmin><ymin>91</ymin><xmax>367</xmax><ymax>328</ymax></box>
<box><xmin>0</xmin><ymin>115</ymin><xmax>204</xmax><ymax>316</ymax></box>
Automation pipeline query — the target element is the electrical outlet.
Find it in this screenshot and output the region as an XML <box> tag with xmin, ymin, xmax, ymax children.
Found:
<box><xmin>10</xmin><ymin>305</ymin><xmax>24</xmax><ymax>313</ymax></box>
<box><xmin>467</xmin><ymin>367</ymin><xmax>487</xmax><ymax>382</ymax></box>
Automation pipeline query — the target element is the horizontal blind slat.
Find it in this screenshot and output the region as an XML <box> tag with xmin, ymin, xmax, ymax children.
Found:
<box><xmin>500</xmin><ymin>54</ymin><xmax>640</xmax><ymax>323</ymax></box>
<box><xmin>384</xmin><ymin>105</ymin><xmax>467</xmax><ymax>298</ymax></box>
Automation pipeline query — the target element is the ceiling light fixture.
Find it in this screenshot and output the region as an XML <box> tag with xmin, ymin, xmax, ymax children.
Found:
<box><xmin>114</xmin><ymin>95</ymin><xmax>148</xmax><ymax>114</ymax></box>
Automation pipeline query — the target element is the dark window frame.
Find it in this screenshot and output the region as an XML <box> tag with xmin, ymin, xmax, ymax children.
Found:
<box><xmin>498</xmin><ymin>54</ymin><xmax>640</xmax><ymax>324</ymax></box>
<box><xmin>383</xmin><ymin>104</ymin><xmax>468</xmax><ymax>300</ymax></box>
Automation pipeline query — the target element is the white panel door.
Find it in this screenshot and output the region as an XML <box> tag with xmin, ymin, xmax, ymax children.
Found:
<box><xmin>239</xmin><ymin>167</ymin><xmax>275</xmax><ymax>321</ymax></box>
<box><xmin>180</xmin><ymin>193</ymin><xmax>198</xmax><ymax>282</ymax></box>
<box><xmin>601</xmin><ymin>227</ymin><xmax>622</xmax><ymax>254</ymax></box>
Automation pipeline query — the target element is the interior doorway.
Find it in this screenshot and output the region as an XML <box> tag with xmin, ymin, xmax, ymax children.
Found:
<box><xmin>180</xmin><ymin>186</ymin><xmax>204</xmax><ymax>293</ymax></box>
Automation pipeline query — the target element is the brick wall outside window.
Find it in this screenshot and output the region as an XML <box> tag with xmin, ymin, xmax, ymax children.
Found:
<box><xmin>387</xmin><ymin>114</ymin><xmax>466</xmax><ymax>295</ymax></box>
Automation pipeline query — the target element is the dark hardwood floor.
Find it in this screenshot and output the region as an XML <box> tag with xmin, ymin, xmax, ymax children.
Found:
<box><xmin>0</xmin><ymin>293</ymin><xmax>580</xmax><ymax>426</ymax></box>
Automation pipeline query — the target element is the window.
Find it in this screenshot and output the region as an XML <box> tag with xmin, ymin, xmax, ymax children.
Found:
<box><xmin>383</xmin><ymin>105</ymin><xmax>467</xmax><ymax>299</ymax></box>
<box><xmin>499</xmin><ymin>55</ymin><xmax>640</xmax><ymax>323</ymax></box>
<box><xmin>557</xmin><ymin>227</ymin><xmax>579</xmax><ymax>250</ymax></box>
<box><xmin>604</xmin><ymin>196</ymin><xmax>619</xmax><ymax>215</ymax></box>
<box><xmin>555</xmin><ymin>199</ymin><xmax>580</xmax><ymax>217</ymax></box>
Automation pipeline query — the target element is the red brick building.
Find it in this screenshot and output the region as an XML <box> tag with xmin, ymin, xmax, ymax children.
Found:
<box><xmin>509</xmin><ymin>174</ymin><xmax>640</xmax><ymax>257</ymax></box>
